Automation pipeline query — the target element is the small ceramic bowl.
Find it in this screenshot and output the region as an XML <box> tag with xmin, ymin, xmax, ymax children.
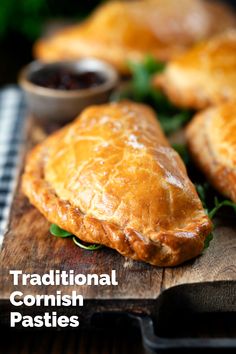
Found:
<box><xmin>19</xmin><ymin>59</ymin><xmax>119</xmax><ymax>122</ymax></box>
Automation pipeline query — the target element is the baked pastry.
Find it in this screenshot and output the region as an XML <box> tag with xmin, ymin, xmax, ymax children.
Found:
<box><xmin>154</xmin><ymin>30</ymin><xmax>236</xmax><ymax>109</ymax></box>
<box><xmin>186</xmin><ymin>102</ymin><xmax>236</xmax><ymax>202</ymax></box>
<box><xmin>34</xmin><ymin>0</ymin><xmax>236</xmax><ymax>74</ymax></box>
<box><xmin>22</xmin><ymin>102</ymin><xmax>211</xmax><ymax>266</ymax></box>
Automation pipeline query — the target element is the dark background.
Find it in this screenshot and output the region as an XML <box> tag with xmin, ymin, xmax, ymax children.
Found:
<box><xmin>0</xmin><ymin>0</ymin><xmax>103</xmax><ymax>86</ymax></box>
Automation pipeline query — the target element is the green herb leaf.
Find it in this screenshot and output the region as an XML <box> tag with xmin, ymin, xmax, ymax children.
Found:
<box><xmin>127</xmin><ymin>62</ymin><xmax>151</xmax><ymax>101</ymax></box>
<box><xmin>159</xmin><ymin>111</ymin><xmax>192</xmax><ymax>135</ymax></box>
<box><xmin>127</xmin><ymin>55</ymin><xmax>165</xmax><ymax>101</ymax></box>
<box><xmin>195</xmin><ymin>183</ymin><xmax>209</xmax><ymax>209</ymax></box>
<box><xmin>208</xmin><ymin>199</ymin><xmax>236</xmax><ymax>220</ymax></box>
<box><xmin>72</xmin><ymin>236</ymin><xmax>103</xmax><ymax>250</ymax></box>
<box><xmin>195</xmin><ymin>183</ymin><xmax>236</xmax><ymax>252</ymax></box>
<box><xmin>50</xmin><ymin>224</ymin><xmax>103</xmax><ymax>250</ymax></box>
<box><xmin>143</xmin><ymin>54</ymin><xmax>166</xmax><ymax>74</ymax></box>
<box><xmin>204</xmin><ymin>233</ymin><xmax>214</xmax><ymax>250</ymax></box>
<box><xmin>50</xmin><ymin>224</ymin><xmax>73</xmax><ymax>238</ymax></box>
<box><xmin>195</xmin><ymin>183</ymin><xmax>236</xmax><ymax>219</ymax></box>
<box><xmin>127</xmin><ymin>56</ymin><xmax>165</xmax><ymax>102</ymax></box>
<box><xmin>172</xmin><ymin>143</ymin><xmax>190</xmax><ymax>165</ymax></box>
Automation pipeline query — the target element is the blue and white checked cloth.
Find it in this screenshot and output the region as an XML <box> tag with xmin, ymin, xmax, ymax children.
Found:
<box><xmin>0</xmin><ymin>86</ymin><xmax>26</xmax><ymax>246</ymax></box>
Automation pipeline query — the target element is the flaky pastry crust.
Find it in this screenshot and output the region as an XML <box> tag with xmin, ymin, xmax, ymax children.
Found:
<box><xmin>186</xmin><ymin>102</ymin><xmax>236</xmax><ymax>202</ymax></box>
<box><xmin>154</xmin><ymin>30</ymin><xmax>236</xmax><ymax>109</ymax></box>
<box><xmin>22</xmin><ymin>102</ymin><xmax>211</xmax><ymax>266</ymax></box>
<box><xmin>34</xmin><ymin>0</ymin><xmax>236</xmax><ymax>74</ymax></box>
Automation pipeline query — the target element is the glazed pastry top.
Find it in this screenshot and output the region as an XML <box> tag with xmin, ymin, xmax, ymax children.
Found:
<box><xmin>206</xmin><ymin>102</ymin><xmax>236</xmax><ymax>169</ymax></box>
<box><xmin>45</xmin><ymin>102</ymin><xmax>206</xmax><ymax>239</ymax></box>
<box><xmin>34</xmin><ymin>0</ymin><xmax>236</xmax><ymax>73</ymax></box>
<box><xmin>154</xmin><ymin>31</ymin><xmax>236</xmax><ymax>108</ymax></box>
<box><xmin>22</xmin><ymin>102</ymin><xmax>212</xmax><ymax>266</ymax></box>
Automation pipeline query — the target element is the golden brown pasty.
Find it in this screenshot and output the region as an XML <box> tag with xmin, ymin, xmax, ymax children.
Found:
<box><xmin>186</xmin><ymin>102</ymin><xmax>236</xmax><ymax>202</ymax></box>
<box><xmin>22</xmin><ymin>102</ymin><xmax>211</xmax><ymax>266</ymax></box>
<box><xmin>34</xmin><ymin>0</ymin><xmax>236</xmax><ymax>74</ymax></box>
<box><xmin>155</xmin><ymin>30</ymin><xmax>236</xmax><ymax>109</ymax></box>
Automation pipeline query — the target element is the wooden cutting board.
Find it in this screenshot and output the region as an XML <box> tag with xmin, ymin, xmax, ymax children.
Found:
<box><xmin>0</xmin><ymin>117</ymin><xmax>236</xmax><ymax>324</ymax></box>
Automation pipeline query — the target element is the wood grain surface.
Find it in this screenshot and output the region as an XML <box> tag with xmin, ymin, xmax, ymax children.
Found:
<box><xmin>0</xmin><ymin>117</ymin><xmax>236</xmax><ymax>313</ymax></box>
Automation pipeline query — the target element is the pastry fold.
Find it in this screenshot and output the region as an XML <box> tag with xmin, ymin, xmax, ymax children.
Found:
<box><xmin>22</xmin><ymin>102</ymin><xmax>211</xmax><ymax>266</ymax></box>
<box><xmin>34</xmin><ymin>0</ymin><xmax>236</xmax><ymax>74</ymax></box>
<box><xmin>154</xmin><ymin>30</ymin><xmax>236</xmax><ymax>109</ymax></box>
<box><xmin>186</xmin><ymin>102</ymin><xmax>236</xmax><ymax>202</ymax></box>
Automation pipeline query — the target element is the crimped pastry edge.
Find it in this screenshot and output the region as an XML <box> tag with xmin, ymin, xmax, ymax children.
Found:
<box><xmin>186</xmin><ymin>108</ymin><xmax>236</xmax><ymax>202</ymax></box>
<box><xmin>22</xmin><ymin>132</ymin><xmax>212</xmax><ymax>267</ymax></box>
